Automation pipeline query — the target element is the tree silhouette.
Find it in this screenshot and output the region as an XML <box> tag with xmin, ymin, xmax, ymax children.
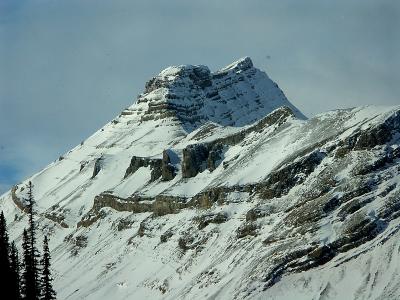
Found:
<box><xmin>10</xmin><ymin>241</ymin><xmax>22</xmax><ymax>299</ymax></box>
<box><xmin>21</xmin><ymin>182</ymin><xmax>41</xmax><ymax>300</ymax></box>
<box><xmin>2</xmin><ymin>181</ymin><xmax>58</xmax><ymax>299</ymax></box>
<box><xmin>40</xmin><ymin>236</ymin><xmax>56</xmax><ymax>300</ymax></box>
<box><xmin>0</xmin><ymin>211</ymin><xmax>15</xmax><ymax>299</ymax></box>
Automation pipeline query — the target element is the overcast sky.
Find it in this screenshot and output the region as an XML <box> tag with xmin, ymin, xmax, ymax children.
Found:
<box><xmin>0</xmin><ymin>0</ymin><xmax>399</xmax><ymax>194</ymax></box>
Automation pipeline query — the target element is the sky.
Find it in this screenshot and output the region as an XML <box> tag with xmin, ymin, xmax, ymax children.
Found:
<box><xmin>0</xmin><ymin>0</ymin><xmax>399</xmax><ymax>194</ymax></box>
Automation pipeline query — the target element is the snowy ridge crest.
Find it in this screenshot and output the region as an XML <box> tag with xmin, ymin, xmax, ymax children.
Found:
<box><xmin>132</xmin><ymin>57</ymin><xmax>305</xmax><ymax>131</ymax></box>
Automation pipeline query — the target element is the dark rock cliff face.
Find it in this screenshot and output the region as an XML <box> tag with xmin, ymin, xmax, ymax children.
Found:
<box><xmin>181</xmin><ymin>143</ymin><xmax>225</xmax><ymax>178</ymax></box>
<box><xmin>354</xmin><ymin>111</ymin><xmax>400</xmax><ymax>150</ymax></box>
<box><xmin>124</xmin><ymin>151</ymin><xmax>177</xmax><ymax>182</ymax></box>
<box><xmin>124</xmin><ymin>156</ymin><xmax>162</xmax><ymax>181</ymax></box>
<box><xmin>258</xmin><ymin>150</ymin><xmax>326</xmax><ymax>199</ymax></box>
<box><xmin>207</xmin><ymin>144</ymin><xmax>223</xmax><ymax>172</ymax></box>
<box><xmin>182</xmin><ymin>144</ymin><xmax>210</xmax><ymax>178</ymax></box>
<box><xmin>196</xmin><ymin>212</ymin><xmax>228</xmax><ymax>230</ymax></box>
<box><xmin>91</xmin><ymin>157</ymin><xmax>103</xmax><ymax>179</ymax></box>
<box><xmin>339</xmin><ymin>110</ymin><xmax>400</xmax><ymax>152</ymax></box>
<box><xmin>139</xmin><ymin>65</ymin><xmax>213</xmax><ymax>127</ymax></box>
<box><xmin>144</xmin><ymin>65</ymin><xmax>212</xmax><ymax>95</ymax></box>
<box><xmin>161</xmin><ymin>150</ymin><xmax>176</xmax><ymax>181</ymax></box>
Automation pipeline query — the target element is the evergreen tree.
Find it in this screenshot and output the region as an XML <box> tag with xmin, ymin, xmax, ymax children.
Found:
<box><xmin>21</xmin><ymin>229</ymin><xmax>31</xmax><ymax>299</ymax></box>
<box><xmin>40</xmin><ymin>236</ymin><xmax>56</xmax><ymax>300</ymax></box>
<box><xmin>10</xmin><ymin>241</ymin><xmax>22</xmax><ymax>300</ymax></box>
<box><xmin>0</xmin><ymin>211</ymin><xmax>15</xmax><ymax>299</ymax></box>
<box><xmin>22</xmin><ymin>182</ymin><xmax>41</xmax><ymax>300</ymax></box>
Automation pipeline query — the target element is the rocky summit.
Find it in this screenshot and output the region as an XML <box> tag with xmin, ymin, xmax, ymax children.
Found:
<box><xmin>1</xmin><ymin>57</ymin><xmax>400</xmax><ymax>300</ymax></box>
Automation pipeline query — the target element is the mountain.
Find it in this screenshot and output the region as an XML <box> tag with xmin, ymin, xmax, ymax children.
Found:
<box><xmin>1</xmin><ymin>57</ymin><xmax>400</xmax><ymax>300</ymax></box>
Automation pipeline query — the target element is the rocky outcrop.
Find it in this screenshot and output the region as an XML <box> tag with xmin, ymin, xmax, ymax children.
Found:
<box><xmin>124</xmin><ymin>156</ymin><xmax>162</xmax><ymax>181</ymax></box>
<box><xmin>113</xmin><ymin>217</ymin><xmax>135</xmax><ymax>231</ymax></box>
<box><xmin>79</xmin><ymin>161</ymin><xmax>88</xmax><ymax>172</ymax></box>
<box><xmin>78</xmin><ymin>192</ymin><xmax>187</xmax><ymax>227</ymax></box>
<box><xmin>177</xmin><ymin>232</ymin><xmax>209</xmax><ymax>252</ymax></box>
<box><xmin>143</xmin><ymin>65</ymin><xmax>212</xmax><ymax>95</ymax></box>
<box><xmin>263</xmin><ymin>214</ymin><xmax>388</xmax><ymax>289</ymax></box>
<box><xmin>45</xmin><ymin>212</ymin><xmax>69</xmax><ymax>228</ymax></box>
<box><xmin>338</xmin><ymin>111</ymin><xmax>400</xmax><ymax>153</ymax></box>
<box><xmin>353</xmin><ymin>146</ymin><xmax>399</xmax><ymax>176</ymax></box>
<box><xmin>77</xmin><ymin>209</ymin><xmax>107</xmax><ymax>228</ymax></box>
<box><xmin>188</xmin><ymin>187</ymin><xmax>234</xmax><ymax>208</ymax></box>
<box><xmin>65</xmin><ymin>234</ymin><xmax>88</xmax><ymax>256</ymax></box>
<box><xmin>207</xmin><ymin>144</ymin><xmax>223</xmax><ymax>172</ymax></box>
<box><xmin>11</xmin><ymin>185</ymin><xmax>28</xmax><ymax>213</ymax></box>
<box><xmin>236</xmin><ymin>223</ymin><xmax>258</xmax><ymax>238</ymax></box>
<box><xmin>246</xmin><ymin>206</ymin><xmax>275</xmax><ymax>221</ymax></box>
<box><xmin>258</xmin><ymin>150</ymin><xmax>326</xmax><ymax>199</ymax></box>
<box><xmin>91</xmin><ymin>157</ymin><xmax>103</xmax><ymax>179</ymax></box>
<box><xmin>160</xmin><ymin>229</ymin><xmax>174</xmax><ymax>243</ymax></box>
<box><xmin>139</xmin><ymin>65</ymin><xmax>212</xmax><ymax>126</ymax></box>
<box><xmin>125</xmin><ymin>151</ymin><xmax>177</xmax><ymax>182</ymax></box>
<box><xmin>161</xmin><ymin>150</ymin><xmax>176</xmax><ymax>181</ymax></box>
<box><xmin>182</xmin><ymin>144</ymin><xmax>209</xmax><ymax>178</ymax></box>
<box><xmin>354</xmin><ymin>111</ymin><xmax>400</xmax><ymax>150</ymax></box>
<box><xmin>182</xmin><ymin>143</ymin><xmax>225</xmax><ymax>178</ymax></box>
<box><xmin>196</xmin><ymin>212</ymin><xmax>228</xmax><ymax>230</ymax></box>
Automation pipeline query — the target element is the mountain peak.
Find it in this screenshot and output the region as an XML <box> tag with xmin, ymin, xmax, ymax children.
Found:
<box><xmin>154</xmin><ymin>56</ymin><xmax>254</xmax><ymax>81</ymax></box>
<box><xmin>158</xmin><ymin>64</ymin><xmax>211</xmax><ymax>79</ymax></box>
<box><xmin>218</xmin><ymin>56</ymin><xmax>253</xmax><ymax>72</ymax></box>
<box><xmin>136</xmin><ymin>57</ymin><xmax>304</xmax><ymax>131</ymax></box>
<box><xmin>143</xmin><ymin>63</ymin><xmax>212</xmax><ymax>94</ymax></box>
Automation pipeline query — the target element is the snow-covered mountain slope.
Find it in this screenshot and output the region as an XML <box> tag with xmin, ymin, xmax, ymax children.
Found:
<box><xmin>1</xmin><ymin>57</ymin><xmax>400</xmax><ymax>300</ymax></box>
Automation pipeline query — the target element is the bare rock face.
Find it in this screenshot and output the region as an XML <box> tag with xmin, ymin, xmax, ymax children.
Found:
<box><xmin>181</xmin><ymin>143</ymin><xmax>224</xmax><ymax>178</ymax></box>
<box><xmin>161</xmin><ymin>150</ymin><xmax>176</xmax><ymax>181</ymax></box>
<box><xmin>246</xmin><ymin>206</ymin><xmax>275</xmax><ymax>221</ymax></box>
<box><xmin>207</xmin><ymin>144</ymin><xmax>223</xmax><ymax>172</ymax></box>
<box><xmin>124</xmin><ymin>156</ymin><xmax>162</xmax><ymax>181</ymax></box>
<box><xmin>144</xmin><ymin>65</ymin><xmax>212</xmax><ymax>95</ymax></box>
<box><xmin>354</xmin><ymin>111</ymin><xmax>400</xmax><ymax>150</ymax></box>
<box><xmin>124</xmin><ymin>152</ymin><xmax>177</xmax><ymax>182</ymax></box>
<box><xmin>182</xmin><ymin>144</ymin><xmax>210</xmax><ymax>178</ymax></box>
<box><xmin>258</xmin><ymin>150</ymin><xmax>326</xmax><ymax>199</ymax></box>
<box><xmin>196</xmin><ymin>212</ymin><xmax>228</xmax><ymax>230</ymax></box>
<box><xmin>160</xmin><ymin>229</ymin><xmax>174</xmax><ymax>243</ymax></box>
<box><xmin>236</xmin><ymin>223</ymin><xmax>258</xmax><ymax>238</ymax></box>
<box><xmin>91</xmin><ymin>157</ymin><xmax>103</xmax><ymax>179</ymax></box>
